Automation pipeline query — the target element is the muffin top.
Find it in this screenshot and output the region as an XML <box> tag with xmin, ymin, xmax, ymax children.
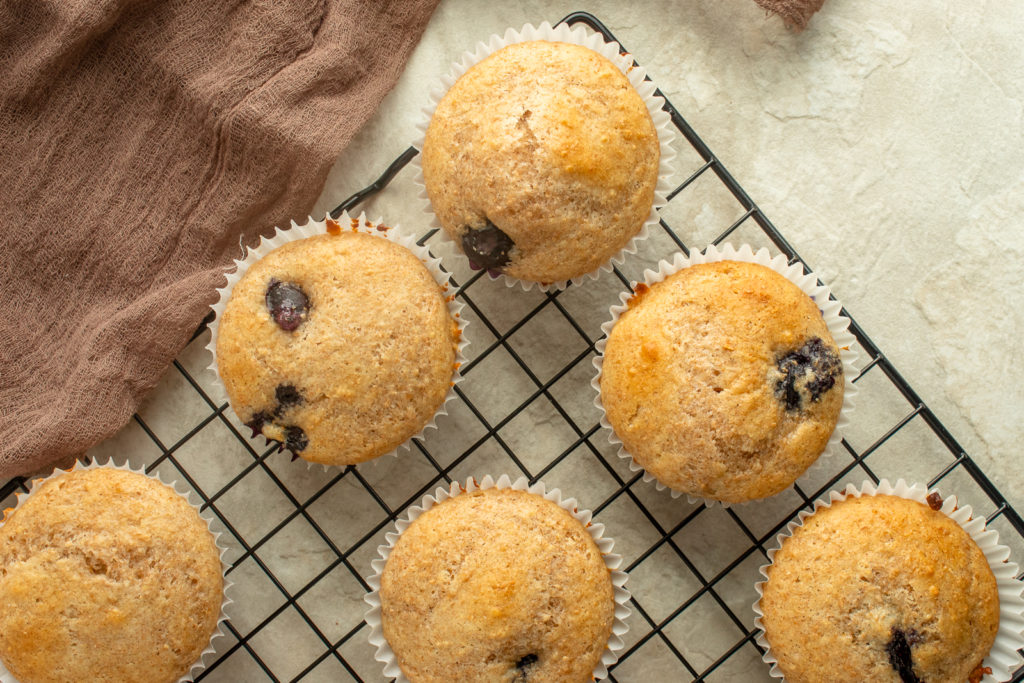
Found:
<box><xmin>759</xmin><ymin>494</ymin><xmax>1000</xmax><ymax>683</ymax></box>
<box><xmin>599</xmin><ymin>260</ymin><xmax>844</xmax><ymax>503</ymax></box>
<box><xmin>0</xmin><ymin>468</ymin><xmax>223</xmax><ymax>683</ymax></box>
<box><xmin>380</xmin><ymin>487</ymin><xmax>615</xmax><ymax>682</ymax></box>
<box><xmin>422</xmin><ymin>40</ymin><xmax>660</xmax><ymax>284</ymax></box>
<box><xmin>216</xmin><ymin>228</ymin><xmax>459</xmax><ymax>466</ymax></box>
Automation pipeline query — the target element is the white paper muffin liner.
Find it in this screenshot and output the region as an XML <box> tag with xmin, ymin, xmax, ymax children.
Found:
<box><xmin>411</xmin><ymin>21</ymin><xmax>678</xmax><ymax>292</ymax></box>
<box><xmin>0</xmin><ymin>458</ymin><xmax>233</xmax><ymax>683</ymax></box>
<box><xmin>206</xmin><ymin>212</ymin><xmax>469</xmax><ymax>469</ymax></box>
<box><xmin>752</xmin><ymin>479</ymin><xmax>1024</xmax><ymax>682</ymax></box>
<box><xmin>363</xmin><ymin>474</ymin><xmax>632</xmax><ymax>682</ymax></box>
<box><xmin>591</xmin><ymin>243</ymin><xmax>859</xmax><ymax>507</ymax></box>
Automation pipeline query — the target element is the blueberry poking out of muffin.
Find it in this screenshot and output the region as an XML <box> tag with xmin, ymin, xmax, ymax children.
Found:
<box><xmin>244</xmin><ymin>388</ymin><xmax>308</xmax><ymax>455</ymax></box>
<box><xmin>284</xmin><ymin>425</ymin><xmax>308</xmax><ymax>453</ymax></box>
<box><xmin>886</xmin><ymin>628</ymin><xmax>924</xmax><ymax>683</ymax></box>
<box><xmin>514</xmin><ymin>653</ymin><xmax>539</xmax><ymax>680</ymax></box>
<box><xmin>274</xmin><ymin>384</ymin><xmax>303</xmax><ymax>410</ymax></box>
<box><xmin>461</xmin><ymin>220</ymin><xmax>515</xmax><ymax>272</ymax></box>
<box><xmin>265</xmin><ymin>279</ymin><xmax>309</xmax><ymax>331</ymax></box>
<box><xmin>773</xmin><ymin>337</ymin><xmax>843</xmax><ymax>411</ymax></box>
<box><xmin>244</xmin><ymin>410</ymin><xmax>271</xmax><ymax>438</ymax></box>
<box><xmin>244</xmin><ymin>384</ymin><xmax>307</xmax><ymax>453</ymax></box>
<box><xmin>244</xmin><ymin>412</ymin><xmax>308</xmax><ymax>455</ymax></box>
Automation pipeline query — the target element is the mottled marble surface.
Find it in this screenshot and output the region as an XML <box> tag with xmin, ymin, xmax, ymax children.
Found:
<box><xmin>60</xmin><ymin>2</ymin><xmax>1024</xmax><ymax>681</ymax></box>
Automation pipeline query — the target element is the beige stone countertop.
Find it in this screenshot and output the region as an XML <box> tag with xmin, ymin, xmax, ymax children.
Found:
<box><xmin>63</xmin><ymin>2</ymin><xmax>1023</xmax><ymax>681</ymax></box>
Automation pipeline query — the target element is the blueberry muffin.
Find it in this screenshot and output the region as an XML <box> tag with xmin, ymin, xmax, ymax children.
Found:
<box><xmin>216</xmin><ymin>229</ymin><xmax>459</xmax><ymax>466</ymax></box>
<box><xmin>379</xmin><ymin>487</ymin><xmax>616</xmax><ymax>682</ymax></box>
<box><xmin>599</xmin><ymin>260</ymin><xmax>844</xmax><ymax>503</ymax></box>
<box><xmin>422</xmin><ymin>40</ymin><xmax>660</xmax><ymax>284</ymax></box>
<box><xmin>0</xmin><ymin>467</ymin><xmax>223</xmax><ymax>683</ymax></box>
<box><xmin>759</xmin><ymin>494</ymin><xmax>1000</xmax><ymax>683</ymax></box>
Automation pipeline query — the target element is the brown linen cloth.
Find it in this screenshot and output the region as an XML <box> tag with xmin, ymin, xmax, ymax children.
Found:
<box><xmin>753</xmin><ymin>0</ymin><xmax>826</xmax><ymax>30</ymax></box>
<box><xmin>0</xmin><ymin>0</ymin><xmax>440</xmax><ymax>480</ymax></box>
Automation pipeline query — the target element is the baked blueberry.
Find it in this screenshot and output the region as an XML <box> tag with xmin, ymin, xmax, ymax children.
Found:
<box><xmin>275</xmin><ymin>384</ymin><xmax>303</xmax><ymax>409</ymax></box>
<box><xmin>244</xmin><ymin>411</ymin><xmax>271</xmax><ymax>438</ymax></box>
<box><xmin>774</xmin><ymin>337</ymin><xmax>842</xmax><ymax>411</ymax></box>
<box><xmin>513</xmin><ymin>653</ymin><xmax>538</xmax><ymax>681</ymax></box>
<box><xmin>886</xmin><ymin>628</ymin><xmax>923</xmax><ymax>683</ymax></box>
<box><xmin>461</xmin><ymin>220</ymin><xmax>514</xmax><ymax>272</ymax></box>
<box><xmin>284</xmin><ymin>425</ymin><xmax>308</xmax><ymax>453</ymax></box>
<box><xmin>246</xmin><ymin>407</ymin><xmax>307</xmax><ymax>455</ymax></box>
<box><xmin>265</xmin><ymin>279</ymin><xmax>309</xmax><ymax>331</ymax></box>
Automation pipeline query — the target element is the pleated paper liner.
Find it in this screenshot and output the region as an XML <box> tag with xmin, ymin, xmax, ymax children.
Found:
<box><xmin>752</xmin><ymin>479</ymin><xmax>1024</xmax><ymax>682</ymax></box>
<box><xmin>205</xmin><ymin>212</ymin><xmax>469</xmax><ymax>469</ymax></box>
<box><xmin>591</xmin><ymin>242</ymin><xmax>859</xmax><ymax>507</ymax></box>
<box><xmin>411</xmin><ymin>21</ymin><xmax>678</xmax><ymax>292</ymax></box>
<box><xmin>363</xmin><ymin>474</ymin><xmax>631</xmax><ymax>682</ymax></box>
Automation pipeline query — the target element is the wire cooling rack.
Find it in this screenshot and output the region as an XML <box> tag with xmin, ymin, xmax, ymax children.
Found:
<box><xmin>3</xmin><ymin>10</ymin><xmax>1023</xmax><ymax>683</ymax></box>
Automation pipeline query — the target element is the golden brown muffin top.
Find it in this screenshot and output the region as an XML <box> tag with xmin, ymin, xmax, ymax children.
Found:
<box><xmin>216</xmin><ymin>230</ymin><xmax>459</xmax><ymax>466</ymax></box>
<box><xmin>422</xmin><ymin>40</ymin><xmax>660</xmax><ymax>284</ymax></box>
<box><xmin>600</xmin><ymin>260</ymin><xmax>844</xmax><ymax>502</ymax></box>
<box><xmin>380</xmin><ymin>487</ymin><xmax>615</xmax><ymax>682</ymax></box>
<box><xmin>0</xmin><ymin>468</ymin><xmax>223</xmax><ymax>683</ymax></box>
<box><xmin>760</xmin><ymin>494</ymin><xmax>1000</xmax><ymax>683</ymax></box>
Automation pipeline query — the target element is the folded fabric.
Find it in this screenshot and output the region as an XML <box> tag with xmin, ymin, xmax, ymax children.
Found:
<box><xmin>0</xmin><ymin>0</ymin><xmax>440</xmax><ymax>479</ymax></box>
<box><xmin>753</xmin><ymin>0</ymin><xmax>827</xmax><ymax>30</ymax></box>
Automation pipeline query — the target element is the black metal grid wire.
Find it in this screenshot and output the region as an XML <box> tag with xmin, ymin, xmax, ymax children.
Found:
<box><xmin>3</xmin><ymin>11</ymin><xmax>1023</xmax><ymax>682</ymax></box>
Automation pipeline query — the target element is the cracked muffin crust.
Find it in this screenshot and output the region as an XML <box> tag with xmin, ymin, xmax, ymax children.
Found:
<box><xmin>759</xmin><ymin>494</ymin><xmax>1000</xmax><ymax>683</ymax></box>
<box><xmin>379</xmin><ymin>487</ymin><xmax>615</xmax><ymax>682</ymax></box>
<box><xmin>422</xmin><ymin>40</ymin><xmax>660</xmax><ymax>284</ymax></box>
<box><xmin>216</xmin><ymin>230</ymin><xmax>459</xmax><ymax>466</ymax></box>
<box><xmin>599</xmin><ymin>260</ymin><xmax>844</xmax><ymax>503</ymax></box>
<box><xmin>0</xmin><ymin>468</ymin><xmax>223</xmax><ymax>683</ymax></box>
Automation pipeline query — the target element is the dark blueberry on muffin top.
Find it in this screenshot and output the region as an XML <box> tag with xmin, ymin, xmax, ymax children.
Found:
<box><xmin>461</xmin><ymin>220</ymin><xmax>514</xmax><ymax>272</ymax></box>
<box><xmin>274</xmin><ymin>384</ymin><xmax>303</xmax><ymax>410</ymax></box>
<box><xmin>774</xmin><ymin>337</ymin><xmax>842</xmax><ymax>411</ymax></box>
<box><xmin>886</xmin><ymin>628</ymin><xmax>924</xmax><ymax>683</ymax></box>
<box><xmin>513</xmin><ymin>653</ymin><xmax>539</xmax><ymax>681</ymax></box>
<box><xmin>244</xmin><ymin>411</ymin><xmax>271</xmax><ymax>438</ymax></box>
<box><xmin>284</xmin><ymin>425</ymin><xmax>308</xmax><ymax>453</ymax></box>
<box><xmin>265</xmin><ymin>279</ymin><xmax>309</xmax><ymax>331</ymax></box>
